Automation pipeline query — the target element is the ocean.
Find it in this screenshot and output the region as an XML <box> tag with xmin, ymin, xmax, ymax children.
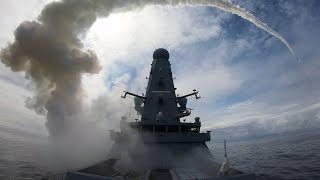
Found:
<box><xmin>0</xmin><ymin>129</ymin><xmax>320</xmax><ymax>180</ymax></box>
<box><xmin>208</xmin><ymin>129</ymin><xmax>320</xmax><ymax>180</ymax></box>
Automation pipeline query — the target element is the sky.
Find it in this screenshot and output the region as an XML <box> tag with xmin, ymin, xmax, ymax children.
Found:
<box><xmin>0</xmin><ymin>0</ymin><xmax>319</xmax><ymax>141</ymax></box>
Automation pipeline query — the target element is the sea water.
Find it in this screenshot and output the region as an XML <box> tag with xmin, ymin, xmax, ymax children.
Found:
<box><xmin>208</xmin><ymin>129</ymin><xmax>320</xmax><ymax>180</ymax></box>
<box><xmin>1</xmin><ymin>129</ymin><xmax>320</xmax><ymax>179</ymax></box>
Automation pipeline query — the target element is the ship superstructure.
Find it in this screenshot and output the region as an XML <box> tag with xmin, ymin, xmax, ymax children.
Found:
<box><xmin>109</xmin><ymin>48</ymin><xmax>213</xmax><ymax>172</ymax></box>
<box><xmin>47</xmin><ymin>48</ymin><xmax>259</xmax><ymax>180</ymax></box>
<box><xmin>115</xmin><ymin>48</ymin><xmax>210</xmax><ymax>144</ymax></box>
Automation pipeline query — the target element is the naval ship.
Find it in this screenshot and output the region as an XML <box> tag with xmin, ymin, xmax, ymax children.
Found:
<box><xmin>45</xmin><ymin>48</ymin><xmax>259</xmax><ymax>180</ymax></box>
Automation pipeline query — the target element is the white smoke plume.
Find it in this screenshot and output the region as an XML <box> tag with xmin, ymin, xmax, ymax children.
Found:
<box><xmin>0</xmin><ymin>0</ymin><xmax>298</xmax><ymax>139</ymax></box>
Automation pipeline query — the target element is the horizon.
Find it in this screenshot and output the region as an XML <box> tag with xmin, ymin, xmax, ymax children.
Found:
<box><xmin>0</xmin><ymin>0</ymin><xmax>320</xmax><ymax>142</ymax></box>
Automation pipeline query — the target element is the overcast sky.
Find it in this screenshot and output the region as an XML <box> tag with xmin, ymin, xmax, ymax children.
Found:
<box><xmin>0</xmin><ymin>0</ymin><xmax>319</xmax><ymax>141</ymax></box>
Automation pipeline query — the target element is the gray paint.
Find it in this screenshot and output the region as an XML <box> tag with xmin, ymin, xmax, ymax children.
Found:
<box><xmin>142</xmin><ymin>49</ymin><xmax>178</xmax><ymax>123</ymax></box>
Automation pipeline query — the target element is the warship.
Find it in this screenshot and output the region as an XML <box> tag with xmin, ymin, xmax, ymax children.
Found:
<box><xmin>45</xmin><ymin>48</ymin><xmax>259</xmax><ymax>180</ymax></box>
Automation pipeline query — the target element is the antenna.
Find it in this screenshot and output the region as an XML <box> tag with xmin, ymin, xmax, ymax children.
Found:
<box><xmin>165</xmin><ymin>43</ymin><xmax>169</xmax><ymax>50</ymax></box>
<box><xmin>224</xmin><ymin>140</ymin><xmax>227</xmax><ymax>157</ymax></box>
<box><xmin>152</xmin><ymin>42</ymin><xmax>156</xmax><ymax>50</ymax></box>
<box><xmin>217</xmin><ymin>140</ymin><xmax>230</xmax><ymax>177</ymax></box>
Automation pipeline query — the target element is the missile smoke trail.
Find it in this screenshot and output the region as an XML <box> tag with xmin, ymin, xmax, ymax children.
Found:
<box><xmin>0</xmin><ymin>0</ymin><xmax>298</xmax><ymax>138</ymax></box>
<box><xmin>201</xmin><ymin>0</ymin><xmax>301</xmax><ymax>63</ymax></box>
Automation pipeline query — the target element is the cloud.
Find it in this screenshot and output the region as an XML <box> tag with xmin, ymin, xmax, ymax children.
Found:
<box><xmin>0</xmin><ymin>67</ymin><xmax>46</xmax><ymax>136</ymax></box>
<box><xmin>0</xmin><ymin>0</ymin><xmax>52</xmax><ymax>46</ymax></box>
<box><xmin>0</xmin><ymin>0</ymin><xmax>55</xmax><ymax>136</ymax></box>
<box><xmin>0</xmin><ymin>0</ymin><xmax>320</xmax><ymax>143</ymax></box>
<box><xmin>199</xmin><ymin>0</ymin><xmax>320</xmax><ymax>141</ymax></box>
<box><xmin>82</xmin><ymin>5</ymin><xmax>229</xmax><ymax>100</ymax></box>
<box><xmin>0</xmin><ymin>4</ymin><xmax>229</xmax><ymax>137</ymax></box>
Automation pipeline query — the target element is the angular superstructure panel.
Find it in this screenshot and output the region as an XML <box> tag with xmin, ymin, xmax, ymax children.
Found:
<box><xmin>142</xmin><ymin>48</ymin><xmax>178</xmax><ymax>123</ymax></box>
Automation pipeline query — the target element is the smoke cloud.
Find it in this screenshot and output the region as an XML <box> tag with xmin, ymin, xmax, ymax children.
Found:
<box><xmin>0</xmin><ymin>0</ymin><xmax>297</xmax><ymax>138</ymax></box>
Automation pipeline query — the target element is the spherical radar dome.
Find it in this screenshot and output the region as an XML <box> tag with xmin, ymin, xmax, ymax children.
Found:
<box><xmin>153</xmin><ymin>48</ymin><xmax>170</xmax><ymax>60</ymax></box>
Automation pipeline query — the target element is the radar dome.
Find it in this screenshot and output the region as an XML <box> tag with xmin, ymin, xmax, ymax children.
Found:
<box><xmin>153</xmin><ymin>48</ymin><xmax>169</xmax><ymax>60</ymax></box>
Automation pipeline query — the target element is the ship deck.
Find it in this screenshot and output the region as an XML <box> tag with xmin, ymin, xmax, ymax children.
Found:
<box><xmin>61</xmin><ymin>158</ymin><xmax>256</xmax><ymax>180</ymax></box>
<box><xmin>43</xmin><ymin>142</ymin><xmax>260</xmax><ymax>180</ymax></box>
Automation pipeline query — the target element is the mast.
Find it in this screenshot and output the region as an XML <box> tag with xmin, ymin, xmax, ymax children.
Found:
<box><xmin>120</xmin><ymin>48</ymin><xmax>204</xmax><ymax>136</ymax></box>
<box><xmin>142</xmin><ymin>48</ymin><xmax>178</xmax><ymax>123</ymax></box>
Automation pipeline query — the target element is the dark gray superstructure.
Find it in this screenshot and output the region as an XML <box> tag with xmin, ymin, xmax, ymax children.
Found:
<box><xmin>45</xmin><ymin>48</ymin><xmax>259</xmax><ymax>180</ymax></box>
<box><xmin>108</xmin><ymin>48</ymin><xmax>213</xmax><ymax>171</ymax></box>
<box><xmin>117</xmin><ymin>48</ymin><xmax>210</xmax><ymax>144</ymax></box>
